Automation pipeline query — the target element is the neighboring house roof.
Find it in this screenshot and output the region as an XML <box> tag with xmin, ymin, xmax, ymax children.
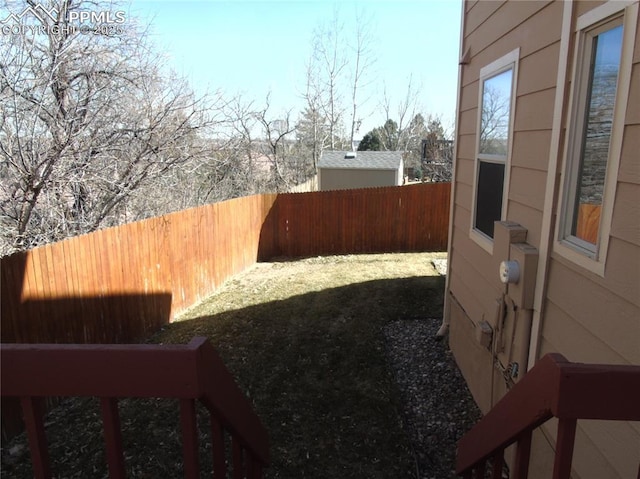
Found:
<box><xmin>318</xmin><ymin>151</ymin><xmax>403</xmax><ymax>170</ymax></box>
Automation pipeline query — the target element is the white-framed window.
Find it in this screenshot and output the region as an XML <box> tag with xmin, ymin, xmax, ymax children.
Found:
<box><xmin>556</xmin><ymin>1</ymin><xmax>638</xmax><ymax>275</ymax></box>
<box><xmin>470</xmin><ymin>49</ymin><xmax>519</xmax><ymax>251</ymax></box>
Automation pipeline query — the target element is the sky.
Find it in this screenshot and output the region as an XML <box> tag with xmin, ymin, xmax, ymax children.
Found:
<box><xmin>126</xmin><ymin>0</ymin><xmax>462</xmax><ymax>139</ymax></box>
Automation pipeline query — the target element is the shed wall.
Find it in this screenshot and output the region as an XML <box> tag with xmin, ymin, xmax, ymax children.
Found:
<box><xmin>318</xmin><ymin>168</ymin><xmax>400</xmax><ymax>191</ymax></box>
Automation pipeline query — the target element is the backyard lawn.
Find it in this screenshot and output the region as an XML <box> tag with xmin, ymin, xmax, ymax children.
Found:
<box><xmin>1</xmin><ymin>252</ymin><xmax>478</xmax><ymax>478</ymax></box>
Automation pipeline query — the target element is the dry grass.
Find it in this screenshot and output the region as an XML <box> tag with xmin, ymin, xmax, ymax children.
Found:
<box><xmin>2</xmin><ymin>252</ymin><xmax>448</xmax><ymax>478</ymax></box>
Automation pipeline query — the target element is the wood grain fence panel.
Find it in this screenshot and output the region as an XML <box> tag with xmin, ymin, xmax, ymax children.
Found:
<box><xmin>1</xmin><ymin>184</ymin><xmax>449</xmax><ymax>346</ymax></box>
<box><xmin>1</xmin><ymin>185</ymin><xmax>449</xmax><ymax>439</ymax></box>
<box><xmin>575</xmin><ymin>203</ymin><xmax>601</xmax><ymax>245</ymax></box>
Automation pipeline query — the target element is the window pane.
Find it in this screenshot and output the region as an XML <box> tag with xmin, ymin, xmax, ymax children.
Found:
<box><xmin>475</xmin><ymin>161</ymin><xmax>505</xmax><ymax>238</ymax></box>
<box><xmin>479</xmin><ymin>69</ymin><xmax>513</xmax><ymax>156</ymax></box>
<box><xmin>572</xmin><ymin>24</ymin><xmax>622</xmax><ymax>244</ymax></box>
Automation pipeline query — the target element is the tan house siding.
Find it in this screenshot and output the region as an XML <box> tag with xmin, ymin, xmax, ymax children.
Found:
<box><xmin>449</xmin><ymin>0</ymin><xmax>639</xmax><ymax>477</ymax></box>
<box><xmin>537</xmin><ymin>12</ymin><xmax>640</xmax><ymax>471</ymax></box>
<box><xmin>449</xmin><ymin>0</ymin><xmax>563</xmax><ymax>409</ymax></box>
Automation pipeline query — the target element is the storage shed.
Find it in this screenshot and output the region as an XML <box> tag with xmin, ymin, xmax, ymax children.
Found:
<box><xmin>317</xmin><ymin>151</ymin><xmax>403</xmax><ymax>191</ymax></box>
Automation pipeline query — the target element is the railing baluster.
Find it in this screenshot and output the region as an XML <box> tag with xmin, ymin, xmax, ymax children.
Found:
<box><xmin>491</xmin><ymin>450</ymin><xmax>504</xmax><ymax>479</ymax></box>
<box><xmin>180</xmin><ymin>398</ymin><xmax>200</xmax><ymax>479</ymax></box>
<box><xmin>245</xmin><ymin>451</ymin><xmax>255</xmax><ymax>479</ymax></box>
<box><xmin>100</xmin><ymin>397</ymin><xmax>126</xmax><ymax>479</ymax></box>
<box><xmin>552</xmin><ymin>418</ymin><xmax>577</xmax><ymax>479</ymax></box>
<box><xmin>474</xmin><ymin>460</ymin><xmax>486</xmax><ymax>478</ymax></box>
<box><xmin>210</xmin><ymin>415</ymin><xmax>227</xmax><ymax>479</ymax></box>
<box><xmin>21</xmin><ymin>396</ymin><xmax>52</xmax><ymax>479</ymax></box>
<box><xmin>253</xmin><ymin>459</ymin><xmax>263</xmax><ymax>479</ymax></box>
<box><xmin>513</xmin><ymin>429</ymin><xmax>532</xmax><ymax>479</ymax></box>
<box><xmin>3</xmin><ymin>339</ymin><xmax>270</xmax><ymax>478</ymax></box>
<box><xmin>232</xmin><ymin>435</ymin><xmax>244</xmax><ymax>479</ymax></box>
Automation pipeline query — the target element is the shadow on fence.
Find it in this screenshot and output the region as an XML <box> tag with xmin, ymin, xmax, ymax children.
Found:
<box><xmin>0</xmin><ymin>183</ymin><xmax>451</xmax><ymax>439</ymax></box>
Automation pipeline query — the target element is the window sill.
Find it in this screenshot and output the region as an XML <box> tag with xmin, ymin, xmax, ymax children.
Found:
<box><xmin>469</xmin><ymin>228</ymin><xmax>494</xmax><ymax>255</ymax></box>
<box><xmin>554</xmin><ymin>238</ymin><xmax>605</xmax><ymax>277</ymax></box>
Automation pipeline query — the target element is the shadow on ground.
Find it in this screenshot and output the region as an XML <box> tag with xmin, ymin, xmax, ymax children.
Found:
<box><xmin>2</xmin><ymin>275</ymin><xmax>447</xmax><ymax>479</ymax></box>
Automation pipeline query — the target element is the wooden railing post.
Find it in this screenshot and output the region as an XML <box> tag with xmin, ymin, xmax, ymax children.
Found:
<box><xmin>232</xmin><ymin>436</ymin><xmax>244</xmax><ymax>479</ymax></box>
<box><xmin>210</xmin><ymin>415</ymin><xmax>227</xmax><ymax>479</ymax></box>
<box><xmin>456</xmin><ymin>354</ymin><xmax>640</xmax><ymax>477</ymax></box>
<box><xmin>512</xmin><ymin>430</ymin><xmax>532</xmax><ymax>479</ymax></box>
<box><xmin>2</xmin><ymin>338</ymin><xmax>270</xmax><ymax>478</ymax></box>
<box><xmin>552</xmin><ymin>418</ymin><xmax>577</xmax><ymax>479</ymax></box>
<box><xmin>20</xmin><ymin>397</ymin><xmax>52</xmax><ymax>479</ymax></box>
<box><xmin>491</xmin><ymin>450</ymin><xmax>504</xmax><ymax>479</ymax></box>
<box><xmin>100</xmin><ymin>397</ymin><xmax>126</xmax><ymax>479</ymax></box>
<box><xmin>180</xmin><ymin>398</ymin><xmax>200</xmax><ymax>479</ymax></box>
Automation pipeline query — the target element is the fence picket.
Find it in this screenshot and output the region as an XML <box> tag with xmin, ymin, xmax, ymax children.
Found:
<box><xmin>1</xmin><ymin>183</ymin><xmax>449</xmax><ymax>346</ymax></box>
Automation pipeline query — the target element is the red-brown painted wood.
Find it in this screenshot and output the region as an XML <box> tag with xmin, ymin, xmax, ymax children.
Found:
<box><xmin>180</xmin><ymin>399</ymin><xmax>199</xmax><ymax>479</ymax></box>
<box><xmin>21</xmin><ymin>397</ymin><xmax>52</xmax><ymax>479</ymax></box>
<box><xmin>100</xmin><ymin>398</ymin><xmax>126</xmax><ymax>479</ymax></box>
<box><xmin>513</xmin><ymin>430</ymin><xmax>532</xmax><ymax>479</ymax></box>
<box><xmin>232</xmin><ymin>436</ymin><xmax>244</xmax><ymax>479</ymax></box>
<box><xmin>246</xmin><ymin>451</ymin><xmax>256</xmax><ymax>479</ymax></box>
<box><xmin>491</xmin><ymin>450</ymin><xmax>504</xmax><ymax>479</ymax></box>
<box><xmin>2</xmin><ymin>343</ymin><xmax>201</xmax><ymax>398</ymax></box>
<box><xmin>210</xmin><ymin>416</ymin><xmax>227</xmax><ymax>479</ymax></box>
<box><xmin>456</xmin><ymin>354</ymin><xmax>640</xmax><ymax>477</ymax></box>
<box><xmin>253</xmin><ymin>460</ymin><xmax>264</xmax><ymax>479</ymax></box>
<box><xmin>2</xmin><ymin>337</ymin><xmax>270</xmax><ymax>478</ymax></box>
<box><xmin>552</xmin><ymin>418</ymin><xmax>577</xmax><ymax>479</ymax></box>
<box><xmin>195</xmin><ymin>338</ymin><xmax>269</xmax><ymax>465</ymax></box>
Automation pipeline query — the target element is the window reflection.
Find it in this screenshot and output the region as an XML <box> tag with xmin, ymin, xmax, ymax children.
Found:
<box><xmin>572</xmin><ymin>24</ymin><xmax>622</xmax><ymax>244</ymax></box>
<box><xmin>479</xmin><ymin>69</ymin><xmax>513</xmax><ymax>156</ymax></box>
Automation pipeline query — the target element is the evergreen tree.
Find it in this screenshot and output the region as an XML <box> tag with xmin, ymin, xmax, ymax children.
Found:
<box><xmin>358</xmin><ymin>130</ymin><xmax>382</xmax><ymax>151</ymax></box>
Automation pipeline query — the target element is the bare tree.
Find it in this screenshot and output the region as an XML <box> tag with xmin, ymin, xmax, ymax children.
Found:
<box><xmin>380</xmin><ymin>76</ymin><xmax>421</xmax><ymax>152</ymax></box>
<box><xmin>298</xmin><ymin>61</ymin><xmax>331</xmax><ymax>173</ymax></box>
<box><xmin>254</xmin><ymin>94</ymin><xmax>297</xmax><ymax>191</ymax></box>
<box><xmin>347</xmin><ymin>8</ymin><xmax>375</xmax><ymax>150</ymax></box>
<box><xmin>420</xmin><ymin>116</ymin><xmax>453</xmax><ymax>182</ymax></box>
<box><xmin>0</xmin><ymin>0</ymin><xmax>221</xmax><ymax>253</ymax></box>
<box><xmin>479</xmin><ymin>83</ymin><xmax>511</xmax><ymax>155</ymax></box>
<box><xmin>307</xmin><ymin>9</ymin><xmax>348</xmax><ymax>151</ymax></box>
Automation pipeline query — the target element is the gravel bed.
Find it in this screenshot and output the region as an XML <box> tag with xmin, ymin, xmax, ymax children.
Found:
<box><xmin>383</xmin><ymin>318</ymin><xmax>482</xmax><ymax>479</ymax></box>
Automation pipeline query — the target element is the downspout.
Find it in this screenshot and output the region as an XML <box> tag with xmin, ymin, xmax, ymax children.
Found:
<box><xmin>527</xmin><ymin>0</ymin><xmax>574</xmax><ymax>368</ymax></box>
<box><xmin>438</xmin><ymin>0</ymin><xmax>467</xmax><ymax>338</ymax></box>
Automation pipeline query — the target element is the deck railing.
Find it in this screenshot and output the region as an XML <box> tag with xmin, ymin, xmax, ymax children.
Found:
<box><xmin>455</xmin><ymin>353</ymin><xmax>640</xmax><ymax>478</ymax></box>
<box><xmin>1</xmin><ymin>337</ymin><xmax>269</xmax><ymax>479</ymax></box>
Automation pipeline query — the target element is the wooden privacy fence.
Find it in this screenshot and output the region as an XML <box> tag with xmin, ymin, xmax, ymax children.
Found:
<box><xmin>260</xmin><ymin>182</ymin><xmax>450</xmax><ymax>258</ymax></box>
<box><xmin>1</xmin><ymin>193</ymin><xmax>278</xmax><ymax>345</ymax></box>
<box><xmin>1</xmin><ymin>182</ymin><xmax>450</xmax><ymax>439</ymax></box>
<box><xmin>1</xmin><ymin>182</ymin><xmax>450</xmax><ymax>346</ymax></box>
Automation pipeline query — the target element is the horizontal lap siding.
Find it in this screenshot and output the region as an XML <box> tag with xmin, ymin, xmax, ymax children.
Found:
<box><xmin>450</xmin><ymin>0</ymin><xmax>561</xmax><ymax>330</ymax></box>
<box><xmin>446</xmin><ymin>4</ymin><xmax>640</xmax><ymax>477</ymax></box>
<box><xmin>539</xmin><ymin>3</ymin><xmax>640</xmax><ymax>478</ymax></box>
<box><xmin>544</xmin><ymin>13</ymin><xmax>640</xmax><ymax>367</ymax></box>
